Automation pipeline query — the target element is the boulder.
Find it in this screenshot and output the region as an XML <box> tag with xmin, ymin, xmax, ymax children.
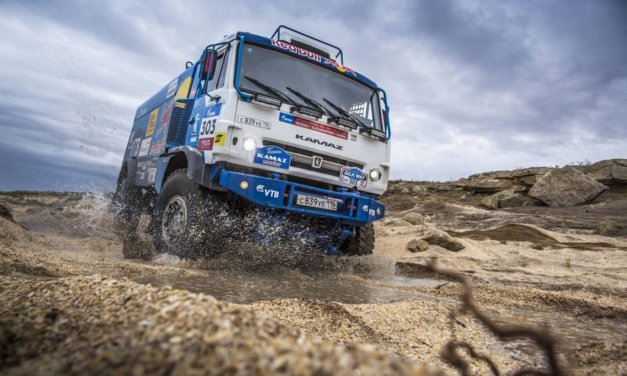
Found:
<box><xmin>401</xmin><ymin>212</ymin><xmax>425</xmax><ymax>225</ymax></box>
<box><xmin>420</xmin><ymin>230</ymin><xmax>465</xmax><ymax>252</ymax></box>
<box><xmin>528</xmin><ymin>167</ymin><xmax>608</xmax><ymax>207</ymax></box>
<box><xmin>406</xmin><ymin>239</ymin><xmax>429</xmax><ymax>253</ymax></box>
<box><xmin>480</xmin><ymin>189</ymin><xmax>521</xmax><ymax>209</ymax></box>
<box><xmin>587</xmin><ymin>159</ymin><xmax>627</xmax><ymax>184</ymax></box>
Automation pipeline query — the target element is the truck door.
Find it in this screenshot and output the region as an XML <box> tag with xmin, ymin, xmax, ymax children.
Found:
<box><xmin>190</xmin><ymin>45</ymin><xmax>230</xmax><ymax>152</ymax></box>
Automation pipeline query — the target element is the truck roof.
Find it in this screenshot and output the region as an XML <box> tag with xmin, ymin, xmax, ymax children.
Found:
<box><xmin>234</xmin><ymin>31</ymin><xmax>381</xmax><ymax>91</ymax></box>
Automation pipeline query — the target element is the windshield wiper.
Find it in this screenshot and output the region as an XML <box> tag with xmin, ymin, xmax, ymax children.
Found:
<box><xmin>322</xmin><ymin>98</ymin><xmax>369</xmax><ymax>131</ymax></box>
<box><xmin>243</xmin><ymin>76</ymin><xmax>297</xmax><ymax>105</ymax></box>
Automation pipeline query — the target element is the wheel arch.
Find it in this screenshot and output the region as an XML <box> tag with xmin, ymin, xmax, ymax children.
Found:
<box><xmin>155</xmin><ymin>146</ymin><xmax>205</xmax><ymax>193</ymax></box>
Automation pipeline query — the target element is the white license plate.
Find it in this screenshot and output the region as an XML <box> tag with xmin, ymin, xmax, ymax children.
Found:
<box><xmin>296</xmin><ymin>195</ymin><xmax>338</xmax><ymax>211</ymax></box>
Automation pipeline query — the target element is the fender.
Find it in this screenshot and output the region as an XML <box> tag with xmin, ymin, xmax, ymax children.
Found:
<box><xmin>155</xmin><ymin>146</ymin><xmax>224</xmax><ymax>193</ymax></box>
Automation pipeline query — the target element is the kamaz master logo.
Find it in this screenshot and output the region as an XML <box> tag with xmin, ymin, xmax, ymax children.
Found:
<box><xmin>296</xmin><ymin>135</ymin><xmax>343</xmax><ymax>150</ymax></box>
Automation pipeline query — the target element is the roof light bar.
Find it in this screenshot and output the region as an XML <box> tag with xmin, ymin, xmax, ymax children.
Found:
<box><xmin>333</xmin><ymin>117</ymin><xmax>358</xmax><ymax>130</ymax></box>
<box><xmin>291</xmin><ymin>105</ymin><xmax>323</xmax><ymax>119</ymax></box>
<box><xmin>252</xmin><ymin>93</ymin><xmax>282</xmax><ymax>108</ymax></box>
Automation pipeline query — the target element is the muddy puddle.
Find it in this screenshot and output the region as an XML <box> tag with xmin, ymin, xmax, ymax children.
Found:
<box><xmin>491</xmin><ymin>308</ymin><xmax>626</xmax><ymax>367</ymax></box>
<box><xmin>135</xmin><ymin>253</ymin><xmax>440</xmax><ymax>304</ymax></box>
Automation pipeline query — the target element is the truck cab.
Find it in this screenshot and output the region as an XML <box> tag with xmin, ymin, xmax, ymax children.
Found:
<box><xmin>114</xmin><ymin>26</ymin><xmax>391</xmax><ymax>259</ymax></box>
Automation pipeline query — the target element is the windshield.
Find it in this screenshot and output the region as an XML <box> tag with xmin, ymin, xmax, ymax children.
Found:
<box><xmin>239</xmin><ymin>43</ymin><xmax>383</xmax><ymax>131</ymax></box>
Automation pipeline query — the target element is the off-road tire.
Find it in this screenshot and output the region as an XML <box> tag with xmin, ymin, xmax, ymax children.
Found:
<box><xmin>339</xmin><ymin>224</ymin><xmax>375</xmax><ymax>256</ymax></box>
<box><xmin>152</xmin><ymin>169</ymin><xmax>227</xmax><ymax>258</ymax></box>
<box><xmin>113</xmin><ymin>174</ymin><xmax>154</xmax><ymax>260</ymax></box>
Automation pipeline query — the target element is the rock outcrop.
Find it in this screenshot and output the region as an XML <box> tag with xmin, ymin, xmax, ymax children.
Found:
<box><xmin>529</xmin><ymin>167</ymin><xmax>608</xmax><ymax>207</ymax></box>
<box><xmin>587</xmin><ymin>159</ymin><xmax>627</xmax><ymax>184</ymax></box>
<box><xmin>457</xmin><ymin>167</ymin><xmax>554</xmax><ymax>194</ymax></box>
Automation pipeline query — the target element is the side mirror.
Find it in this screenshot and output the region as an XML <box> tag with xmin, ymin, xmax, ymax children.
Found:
<box><xmin>201</xmin><ymin>49</ymin><xmax>218</xmax><ymax>82</ymax></box>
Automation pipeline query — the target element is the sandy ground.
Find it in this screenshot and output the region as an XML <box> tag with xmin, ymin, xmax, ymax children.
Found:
<box><xmin>0</xmin><ymin>191</ymin><xmax>625</xmax><ymax>375</ymax></box>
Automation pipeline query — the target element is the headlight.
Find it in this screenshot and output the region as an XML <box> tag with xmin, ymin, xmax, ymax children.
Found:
<box><xmin>243</xmin><ymin>137</ymin><xmax>257</xmax><ymax>152</ymax></box>
<box><xmin>369</xmin><ymin>168</ymin><xmax>382</xmax><ymax>181</ymax></box>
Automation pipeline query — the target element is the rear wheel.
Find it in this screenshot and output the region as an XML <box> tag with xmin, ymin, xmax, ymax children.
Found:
<box><xmin>339</xmin><ymin>224</ymin><xmax>375</xmax><ymax>256</ymax></box>
<box><xmin>153</xmin><ymin>169</ymin><xmax>228</xmax><ymax>258</ymax></box>
<box><xmin>113</xmin><ymin>173</ymin><xmax>155</xmax><ymax>260</ymax></box>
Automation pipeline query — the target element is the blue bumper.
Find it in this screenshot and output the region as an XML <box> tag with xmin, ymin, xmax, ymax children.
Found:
<box><xmin>218</xmin><ymin>171</ymin><xmax>385</xmax><ymax>224</ymax></box>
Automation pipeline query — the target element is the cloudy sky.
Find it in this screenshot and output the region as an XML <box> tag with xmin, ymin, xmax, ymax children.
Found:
<box><xmin>0</xmin><ymin>0</ymin><xmax>625</xmax><ymax>191</ymax></box>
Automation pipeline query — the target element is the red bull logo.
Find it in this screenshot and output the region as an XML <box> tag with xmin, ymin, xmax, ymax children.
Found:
<box><xmin>271</xmin><ymin>39</ymin><xmax>358</xmax><ymax>77</ymax></box>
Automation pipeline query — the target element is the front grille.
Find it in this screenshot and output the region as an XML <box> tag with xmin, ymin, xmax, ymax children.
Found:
<box><xmin>262</xmin><ymin>140</ymin><xmax>364</xmax><ymax>177</ymax></box>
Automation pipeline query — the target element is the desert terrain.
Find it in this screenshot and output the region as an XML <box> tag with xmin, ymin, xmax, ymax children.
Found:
<box><xmin>0</xmin><ymin>161</ymin><xmax>626</xmax><ymax>375</ymax></box>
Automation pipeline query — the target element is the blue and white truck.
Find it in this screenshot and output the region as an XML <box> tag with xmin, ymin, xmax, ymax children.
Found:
<box><xmin>113</xmin><ymin>26</ymin><xmax>391</xmax><ymax>259</ymax></box>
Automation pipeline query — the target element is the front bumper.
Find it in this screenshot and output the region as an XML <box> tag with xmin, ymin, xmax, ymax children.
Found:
<box><xmin>218</xmin><ymin>170</ymin><xmax>385</xmax><ymax>225</ymax></box>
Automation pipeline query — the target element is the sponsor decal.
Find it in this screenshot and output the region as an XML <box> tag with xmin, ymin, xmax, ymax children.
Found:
<box><xmin>145</xmin><ymin>109</ymin><xmax>159</xmax><ymax>137</ymax></box>
<box><xmin>350</xmin><ymin>134</ymin><xmax>358</xmax><ymax>142</ymax></box>
<box><xmin>255</xmin><ymin>184</ymin><xmax>280</xmax><ymax>198</ymax></box>
<box><xmin>279</xmin><ymin>112</ymin><xmax>348</xmax><ymax>139</ymax></box>
<box><xmin>166</xmin><ymin>79</ymin><xmax>178</xmax><ymax>98</ymax></box>
<box><xmin>271</xmin><ymin>39</ymin><xmax>322</xmax><ymax>63</ymax></box>
<box><xmin>279</xmin><ymin>112</ymin><xmax>294</xmax><ymax>124</ymax></box>
<box><xmin>296</xmin><ymin>134</ymin><xmax>343</xmax><ymax>150</ymax></box>
<box><xmin>193</xmin><ymin>114</ymin><xmax>200</xmax><ymax>133</ymax></box>
<box><xmin>198</xmin><ymin>137</ymin><xmax>214</xmax><ymax>151</ymax></box>
<box><xmin>362</xmin><ymin>205</ymin><xmax>369</xmax><ymax>212</ymax></box>
<box><xmin>147</xmin><ymin>168</ymin><xmax>157</xmax><ymax>184</ymax></box>
<box><xmin>138</xmin><ymin>137</ymin><xmax>151</xmax><ymax>157</ymax></box>
<box><xmin>237</xmin><ymin>114</ymin><xmax>271</xmax><ymax>130</ymax></box>
<box><xmin>253</xmin><ymin>145</ymin><xmax>291</xmax><ymax>170</ymax></box>
<box><xmin>270</xmin><ymin>39</ymin><xmax>357</xmax><ymax>77</ymax></box>
<box><xmin>129</xmin><ymin>137</ymin><xmax>141</xmax><ymax>157</ymax></box>
<box><xmin>150</xmin><ymin>99</ymin><xmax>174</xmax><ymax>155</ymax></box>
<box><xmin>199</xmin><ymin>103</ymin><xmax>221</xmax><ymax>147</ymax></box>
<box><xmin>339</xmin><ymin>166</ymin><xmax>367</xmax><ymax>187</ymax></box>
<box><xmin>322</xmin><ymin>57</ymin><xmax>357</xmax><ymax>77</ymax></box>
<box><xmin>214</xmin><ymin>132</ymin><xmax>227</xmax><ymax>146</ymax></box>
<box><xmin>204</xmin><ymin>103</ymin><xmax>222</xmax><ymax>117</ymax></box>
<box><xmin>368</xmin><ymin>208</ymin><xmax>376</xmax><ymax>217</ymax></box>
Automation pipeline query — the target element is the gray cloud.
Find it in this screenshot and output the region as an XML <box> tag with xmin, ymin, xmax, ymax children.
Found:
<box><xmin>0</xmin><ymin>0</ymin><xmax>625</xmax><ymax>190</ymax></box>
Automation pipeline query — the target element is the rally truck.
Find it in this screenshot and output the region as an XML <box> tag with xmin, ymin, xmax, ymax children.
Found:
<box><xmin>112</xmin><ymin>26</ymin><xmax>391</xmax><ymax>259</ymax></box>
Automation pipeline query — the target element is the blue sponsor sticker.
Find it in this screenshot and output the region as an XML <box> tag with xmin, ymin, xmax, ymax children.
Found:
<box><xmin>204</xmin><ymin>103</ymin><xmax>222</xmax><ymax>117</ymax></box>
<box><xmin>253</xmin><ymin>146</ymin><xmax>291</xmax><ymax>170</ymax></box>
<box><xmin>278</xmin><ymin>112</ymin><xmax>294</xmax><ymax>124</ymax></box>
<box><xmin>339</xmin><ymin>166</ymin><xmax>368</xmax><ymax>187</ymax></box>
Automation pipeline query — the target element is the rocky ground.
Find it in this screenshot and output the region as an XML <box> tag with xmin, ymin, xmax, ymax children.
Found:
<box><xmin>0</xmin><ymin>162</ymin><xmax>626</xmax><ymax>375</ymax></box>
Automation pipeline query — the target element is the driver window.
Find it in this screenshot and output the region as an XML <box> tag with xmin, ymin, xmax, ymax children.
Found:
<box><xmin>206</xmin><ymin>51</ymin><xmax>229</xmax><ymax>92</ymax></box>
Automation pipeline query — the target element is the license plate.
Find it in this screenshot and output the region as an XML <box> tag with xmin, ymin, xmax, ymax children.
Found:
<box><xmin>296</xmin><ymin>195</ymin><xmax>338</xmax><ymax>211</ymax></box>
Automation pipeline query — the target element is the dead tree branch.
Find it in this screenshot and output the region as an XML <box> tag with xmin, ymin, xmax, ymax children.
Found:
<box><xmin>426</xmin><ymin>260</ymin><xmax>564</xmax><ymax>376</ymax></box>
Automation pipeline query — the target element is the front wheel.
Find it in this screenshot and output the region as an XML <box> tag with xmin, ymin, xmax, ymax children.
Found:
<box><xmin>152</xmin><ymin>169</ymin><xmax>228</xmax><ymax>258</ymax></box>
<box><xmin>339</xmin><ymin>224</ymin><xmax>375</xmax><ymax>256</ymax></box>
